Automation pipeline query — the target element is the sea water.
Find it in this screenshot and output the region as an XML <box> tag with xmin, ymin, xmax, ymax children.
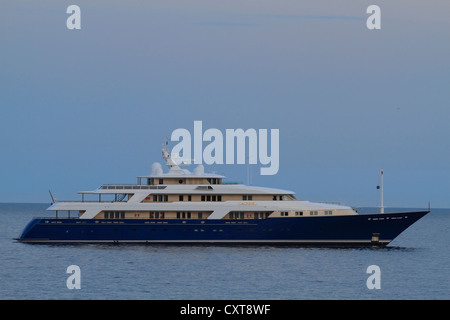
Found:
<box><xmin>0</xmin><ymin>203</ymin><xmax>448</xmax><ymax>300</ymax></box>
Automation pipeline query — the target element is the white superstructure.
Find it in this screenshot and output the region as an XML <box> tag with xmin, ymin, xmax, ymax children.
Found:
<box><xmin>48</xmin><ymin>145</ymin><xmax>357</xmax><ymax>220</ymax></box>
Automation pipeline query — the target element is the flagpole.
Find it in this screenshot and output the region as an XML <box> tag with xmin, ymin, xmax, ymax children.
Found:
<box><xmin>380</xmin><ymin>169</ymin><xmax>384</xmax><ymax>213</ymax></box>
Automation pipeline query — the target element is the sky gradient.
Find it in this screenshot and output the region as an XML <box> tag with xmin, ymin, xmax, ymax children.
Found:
<box><xmin>1</xmin><ymin>0</ymin><xmax>449</xmax><ymax>208</ymax></box>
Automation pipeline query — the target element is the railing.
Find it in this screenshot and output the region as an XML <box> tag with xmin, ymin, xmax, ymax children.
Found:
<box><xmin>100</xmin><ymin>185</ymin><xmax>167</xmax><ymax>190</ymax></box>
<box><xmin>52</xmin><ymin>200</ymin><xmax>116</xmax><ymax>203</ymax></box>
<box><xmin>33</xmin><ymin>216</ymin><xmax>79</xmax><ymax>219</ymax></box>
<box><xmin>315</xmin><ymin>201</ymin><xmax>347</xmax><ymax>206</ymax></box>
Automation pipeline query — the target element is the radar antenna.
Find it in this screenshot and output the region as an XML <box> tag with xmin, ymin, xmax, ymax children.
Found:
<box><xmin>161</xmin><ymin>138</ymin><xmax>179</xmax><ymax>169</ymax></box>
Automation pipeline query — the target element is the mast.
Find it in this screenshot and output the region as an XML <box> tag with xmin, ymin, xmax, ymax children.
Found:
<box><xmin>162</xmin><ymin>139</ymin><xmax>180</xmax><ymax>169</ymax></box>
<box><xmin>380</xmin><ymin>169</ymin><xmax>384</xmax><ymax>213</ymax></box>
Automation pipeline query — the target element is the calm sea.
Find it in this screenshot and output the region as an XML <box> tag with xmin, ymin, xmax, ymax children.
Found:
<box><xmin>0</xmin><ymin>203</ymin><xmax>448</xmax><ymax>300</ymax></box>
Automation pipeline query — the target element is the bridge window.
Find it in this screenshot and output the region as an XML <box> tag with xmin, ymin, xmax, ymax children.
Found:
<box><xmin>152</xmin><ymin>194</ymin><xmax>168</xmax><ymax>202</ymax></box>
<box><xmin>104</xmin><ymin>211</ymin><xmax>124</xmax><ymax>219</ymax></box>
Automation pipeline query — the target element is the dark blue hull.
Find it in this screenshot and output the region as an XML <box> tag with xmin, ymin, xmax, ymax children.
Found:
<box><xmin>18</xmin><ymin>211</ymin><xmax>429</xmax><ymax>246</ymax></box>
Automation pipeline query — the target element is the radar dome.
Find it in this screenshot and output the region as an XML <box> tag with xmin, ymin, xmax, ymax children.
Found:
<box><xmin>151</xmin><ymin>162</ymin><xmax>163</xmax><ymax>175</ymax></box>
<box><xmin>193</xmin><ymin>164</ymin><xmax>205</xmax><ymax>176</ymax></box>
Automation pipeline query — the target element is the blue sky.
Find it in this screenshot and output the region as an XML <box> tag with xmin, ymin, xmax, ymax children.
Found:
<box><xmin>1</xmin><ymin>0</ymin><xmax>449</xmax><ymax>208</ymax></box>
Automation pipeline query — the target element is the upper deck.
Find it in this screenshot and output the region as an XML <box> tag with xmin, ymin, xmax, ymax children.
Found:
<box><xmin>44</xmin><ymin>143</ymin><xmax>355</xmax><ymax>220</ymax></box>
<box><xmin>78</xmin><ymin>158</ymin><xmax>296</xmax><ymax>199</ymax></box>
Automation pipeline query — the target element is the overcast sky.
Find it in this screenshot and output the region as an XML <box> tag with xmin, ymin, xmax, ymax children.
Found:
<box><xmin>1</xmin><ymin>0</ymin><xmax>449</xmax><ymax>208</ymax></box>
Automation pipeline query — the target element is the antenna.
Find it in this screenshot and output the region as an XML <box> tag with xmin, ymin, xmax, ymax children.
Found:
<box><xmin>376</xmin><ymin>169</ymin><xmax>384</xmax><ymax>213</ymax></box>
<box><xmin>49</xmin><ymin>190</ymin><xmax>55</xmax><ymax>204</ymax></box>
<box><xmin>380</xmin><ymin>169</ymin><xmax>384</xmax><ymax>213</ymax></box>
<box><xmin>161</xmin><ymin>138</ymin><xmax>179</xmax><ymax>169</ymax></box>
<box><xmin>162</xmin><ymin>137</ymin><xmax>169</xmax><ymax>157</ymax></box>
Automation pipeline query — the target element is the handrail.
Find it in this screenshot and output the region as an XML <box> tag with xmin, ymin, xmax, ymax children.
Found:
<box><xmin>99</xmin><ymin>185</ymin><xmax>167</xmax><ymax>190</ymax></box>
<box><xmin>52</xmin><ymin>200</ymin><xmax>129</xmax><ymax>203</ymax></box>
<box><xmin>315</xmin><ymin>201</ymin><xmax>347</xmax><ymax>206</ymax></box>
<box><xmin>33</xmin><ymin>217</ymin><xmax>79</xmax><ymax>219</ymax></box>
